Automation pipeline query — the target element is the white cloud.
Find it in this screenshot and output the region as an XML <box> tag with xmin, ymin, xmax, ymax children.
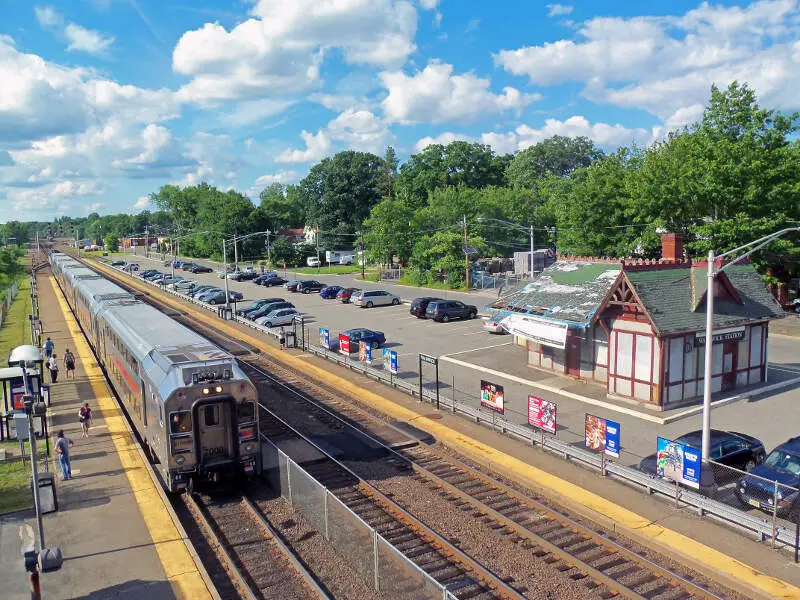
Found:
<box><xmin>417</xmin><ymin>0</ymin><xmax>439</xmax><ymax>8</ymax></box>
<box><xmin>546</xmin><ymin>4</ymin><xmax>574</xmax><ymax>17</ymax></box>
<box><xmin>173</xmin><ymin>0</ymin><xmax>418</xmax><ymax>105</ymax></box>
<box><xmin>327</xmin><ymin>109</ymin><xmax>393</xmax><ymax>153</ymax></box>
<box><xmin>65</xmin><ymin>23</ymin><xmax>115</xmax><ymax>55</ymax></box>
<box><xmin>218</xmin><ymin>98</ymin><xmax>294</xmax><ymax>127</ymax></box>
<box><xmin>134</xmin><ymin>196</ymin><xmax>150</xmax><ymax>210</ymax></box>
<box><xmin>276</xmin><ymin>129</ymin><xmax>333</xmax><ymax>164</ymax></box>
<box><xmin>176</xmin><ymin>132</ymin><xmax>241</xmax><ymax>187</ymax></box>
<box><xmin>380</xmin><ymin>61</ymin><xmax>539</xmax><ymax>124</ymax></box>
<box><xmin>414</xmin><ymin>132</ymin><xmax>472</xmax><ymax>152</ymax></box>
<box><xmin>34</xmin><ymin>6</ymin><xmax>63</xmax><ymax>28</ymax></box>
<box><xmin>254</xmin><ymin>171</ymin><xmax>298</xmax><ymax>186</ymax></box>
<box><xmin>496</xmin><ymin>0</ymin><xmax>800</xmax><ymax>125</ymax></box>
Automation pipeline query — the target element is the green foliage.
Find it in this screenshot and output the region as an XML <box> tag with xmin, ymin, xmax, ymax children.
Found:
<box><xmin>362</xmin><ymin>198</ymin><xmax>414</xmax><ymax>266</ymax></box>
<box><xmin>258</xmin><ymin>183</ymin><xmax>305</xmax><ymax>229</ymax></box>
<box><xmin>0</xmin><ymin>221</ymin><xmax>29</xmax><ymax>245</ymax></box>
<box><xmin>506</xmin><ymin>135</ymin><xmax>604</xmax><ymax>188</ymax></box>
<box><xmin>104</xmin><ymin>233</ymin><xmax>120</xmax><ymax>252</ymax></box>
<box><xmin>410</xmin><ymin>230</ymin><xmax>487</xmax><ymax>277</ymax></box>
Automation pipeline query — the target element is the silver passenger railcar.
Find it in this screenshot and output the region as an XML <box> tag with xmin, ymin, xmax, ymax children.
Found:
<box><xmin>50</xmin><ymin>252</ymin><xmax>260</xmax><ymax>492</ymax></box>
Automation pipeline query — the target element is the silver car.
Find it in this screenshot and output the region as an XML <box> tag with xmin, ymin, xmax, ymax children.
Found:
<box><xmin>255</xmin><ymin>308</ymin><xmax>300</xmax><ymax>328</ymax></box>
<box><xmin>482</xmin><ymin>316</ymin><xmax>508</xmax><ymax>334</ymax></box>
<box><xmin>169</xmin><ymin>279</ymin><xmax>196</xmax><ymax>292</ymax></box>
<box><xmin>352</xmin><ymin>289</ymin><xmax>401</xmax><ymax>308</ymax></box>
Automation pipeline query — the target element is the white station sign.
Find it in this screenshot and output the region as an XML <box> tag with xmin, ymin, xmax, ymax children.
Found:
<box><xmin>501</xmin><ymin>315</ymin><xmax>569</xmax><ymax>349</ymax></box>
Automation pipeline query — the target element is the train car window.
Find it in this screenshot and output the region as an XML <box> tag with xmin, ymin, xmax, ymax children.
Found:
<box><xmin>170</xmin><ymin>411</ymin><xmax>192</xmax><ymax>434</ymax></box>
<box><xmin>237</xmin><ymin>402</ymin><xmax>256</xmax><ymax>423</ymax></box>
<box><xmin>204</xmin><ymin>405</ymin><xmax>220</xmax><ymax>427</ymax></box>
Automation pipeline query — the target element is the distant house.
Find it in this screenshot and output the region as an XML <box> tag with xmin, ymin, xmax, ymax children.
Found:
<box><xmin>491</xmin><ymin>234</ymin><xmax>784</xmax><ymax>409</ymax></box>
<box><xmin>276</xmin><ymin>228</ymin><xmax>308</xmax><ymax>246</ymax></box>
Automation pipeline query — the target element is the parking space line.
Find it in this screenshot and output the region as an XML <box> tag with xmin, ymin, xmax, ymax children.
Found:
<box><xmin>463</xmin><ymin>331</ymin><xmax>488</xmax><ymax>336</ymax></box>
<box><xmin>441</xmin><ymin>341</ymin><xmax>513</xmax><ymax>356</ymax></box>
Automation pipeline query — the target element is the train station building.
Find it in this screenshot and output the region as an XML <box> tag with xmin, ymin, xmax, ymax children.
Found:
<box><xmin>491</xmin><ymin>234</ymin><xmax>784</xmax><ymax>409</ymax></box>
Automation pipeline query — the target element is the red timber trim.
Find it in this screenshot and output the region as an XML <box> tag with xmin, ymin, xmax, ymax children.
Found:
<box><xmin>113</xmin><ymin>355</ymin><xmax>141</xmax><ymax>396</ymax></box>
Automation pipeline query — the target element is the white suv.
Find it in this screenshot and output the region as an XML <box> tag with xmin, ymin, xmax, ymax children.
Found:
<box><xmin>352</xmin><ymin>290</ymin><xmax>400</xmax><ymax>308</ymax></box>
<box><xmin>307</xmin><ymin>256</ymin><xmax>321</xmax><ymax>267</ymax></box>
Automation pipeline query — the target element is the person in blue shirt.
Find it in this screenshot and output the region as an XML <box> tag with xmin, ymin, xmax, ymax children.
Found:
<box><xmin>43</xmin><ymin>337</ymin><xmax>54</xmax><ymax>360</ymax></box>
<box><xmin>55</xmin><ymin>430</ymin><xmax>74</xmax><ymax>480</ymax></box>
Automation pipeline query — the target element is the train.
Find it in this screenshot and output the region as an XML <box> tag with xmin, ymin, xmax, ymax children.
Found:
<box><xmin>50</xmin><ymin>252</ymin><xmax>260</xmax><ymax>492</ymax></box>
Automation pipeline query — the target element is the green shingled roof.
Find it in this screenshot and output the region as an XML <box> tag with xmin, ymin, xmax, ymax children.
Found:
<box><xmin>626</xmin><ymin>264</ymin><xmax>782</xmax><ymax>334</ymax></box>
<box><xmin>500</xmin><ymin>261</ymin><xmax>621</xmax><ymax>325</ymax></box>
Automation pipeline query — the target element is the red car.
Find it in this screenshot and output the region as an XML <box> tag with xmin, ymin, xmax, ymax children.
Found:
<box><xmin>336</xmin><ymin>287</ymin><xmax>360</xmax><ymax>303</ymax></box>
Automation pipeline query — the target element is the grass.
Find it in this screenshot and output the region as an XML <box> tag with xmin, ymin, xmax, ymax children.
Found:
<box><xmin>0</xmin><ymin>277</ymin><xmax>31</xmax><ymax>363</ymax></box>
<box><xmin>0</xmin><ymin>453</ymin><xmax>50</xmax><ymax>514</ymax></box>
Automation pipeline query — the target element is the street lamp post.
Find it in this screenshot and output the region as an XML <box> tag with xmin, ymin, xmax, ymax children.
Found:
<box><xmin>701</xmin><ymin>227</ymin><xmax>800</xmax><ymax>461</ymax></box>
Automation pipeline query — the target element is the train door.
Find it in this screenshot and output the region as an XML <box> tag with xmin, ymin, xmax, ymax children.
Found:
<box><xmin>195</xmin><ymin>400</ymin><xmax>233</xmax><ymax>463</ymax></box>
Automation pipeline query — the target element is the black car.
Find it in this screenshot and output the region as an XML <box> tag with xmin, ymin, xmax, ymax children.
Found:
<box><xmin>142</xmin><ymin>271</ymin><xmax>164</xmax><ymax>281</ymax></box>
<box><xmin>204</xmin><ymin>290</ymin><xmax>243</xmax><ymax>305</ymax></box>
<box><xmin>639</xmin><ymin>429</ymin><xmax>766</xmax><ymax>486</ymax></box>
<box><xmin>237</xmin><ymin>298</ymin><xmax>285</xmax><ymax>317</ymax></box>
<box><xmin>230</xmin><ymin>270</ymin><xmax>258</xmax><ymax>281</ymax></box>
<box><xmin>425</xmin><ymin>300</ymin><xmax>478</xmax><ymax>322</ymax></box>
<box><xmin>138</xmin><ymin>269</ymin><xmax>159</xmax><ymax>278</ymax></box>
<box><xmin>340</xmin><ymin>328</ymin><xmax>386</xmax><ymax>349</ymax></box>
<box><xmin>256</xmin><ymin>275</ymin><xmax>287</xmax><ymax>287</ymax></box>
<box><xmin>110</xmin><ymin>260</ymin><xmax>126</xmax><ymax>267</ymax></box>
<box><xmin>410</xmin><ymin>297</ymin><xmax>442</xmax><ymax>318</ymax></box>
<box><xmin>191</xmin><ymin>265</ymin><xmax>213</xmax><ymax>273</ymax></box>
<box><xmin>736</xmin><ymin>437</ymin><xmax>800</xmax><ymax>518</ymax></box>
<box><xmin>188</xmin><ymin>285</ymin><xmax>218</xmax><ymax>298</ymax></box>
<box><xmin>181</xmin><ymin>262</ymin><xmax>198</xmax><ymax>271</ymax></box>
<box><xmin>297</xmin><ymin>280</ymin><xmax>324</xmax><ymax>294</ymax></box>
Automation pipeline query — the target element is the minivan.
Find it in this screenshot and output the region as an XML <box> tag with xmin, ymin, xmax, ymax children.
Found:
<box><xmin>352</xmin><ymin>290</ymin><xmax>400</xmax><ymax>308</ymax></box>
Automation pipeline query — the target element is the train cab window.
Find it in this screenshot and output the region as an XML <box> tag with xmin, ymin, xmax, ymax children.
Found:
<box><xmin>203</xmin><ymin>405</ymin><xmax>220</xmax><ymax>427</ymax></box>
<box><xmin>170</xmin><ymin>411</ymin><xmax>192</xmax><ymax>434</ymax></box>
<box><xmin>237</xmin><ymin>402</ymin><xmax>256</xmax><ymax>423</ymax></box>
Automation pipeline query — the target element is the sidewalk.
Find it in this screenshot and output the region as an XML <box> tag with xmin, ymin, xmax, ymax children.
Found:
<box><xmin>0</xmin><ymin>272</ymin><xmax>213</xmax><ymax>599</ymax></box>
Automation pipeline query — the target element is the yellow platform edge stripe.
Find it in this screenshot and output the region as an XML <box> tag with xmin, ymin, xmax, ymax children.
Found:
<box><xmin>50</xmin><ymin>275</ymin><xmax>214</xmax><ymax>600</ymax></box>
<box><xmin>89</xmin><ymin>258</ymin><xmax>800</xmax><ymax>600</ymax></box>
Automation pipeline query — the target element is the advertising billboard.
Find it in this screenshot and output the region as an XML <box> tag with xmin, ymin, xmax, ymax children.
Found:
<box><xmin>382</xmin><ymin>349</ymin><xmax>398</xmax><ymax>374</ymax></box>
<box><xmin>359</xmin><ymin>341</ymin><xmax>372</xmax><ymax>364</ymax></box>
<box><xmin>656</xmin><ymin>437</ymin><xmax>700</xmax><ymax>489</ymax></box>
<box><xmin>339</xmin><ymin>333</ymin><xmax>351</xmax><ymax>355</ymax></box>
<box><xmin>319</xmin><ymin>327</ymin><xmax>330</xmax><ymax>349</ymax></box>
<box><xmin>480</xmin><ymin>380</ymin><xmax>504</xmax><ymax>414</ymax></box>
<box><xmin>584</xmin><ymin>414</ymin><xmax>621</xmax><ymax>458</ymax></box>
<box><xmin>527</xmin><ymin>395</ymin><xmax>556</xmax><ymax>434</ymax></box>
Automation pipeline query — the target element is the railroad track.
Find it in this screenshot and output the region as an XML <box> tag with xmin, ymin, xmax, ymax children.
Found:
<box><xmin>90</xmin><ymin>259</ymin><xmax>732</xmax><ymax>600</ymax></box>
<box><xmin>182</xmin><ymin>490</ymin><xmax>328</xmax><ymax>600</ymax></box>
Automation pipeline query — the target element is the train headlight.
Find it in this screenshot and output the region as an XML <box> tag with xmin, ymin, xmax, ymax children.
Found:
<box><xmin>215</xmin><ymin>386</ymin><xmax>223</xmax><ymax>393</ymax></box>
<box><xmin>175</xmin><ymin>455</ymin><xmax>185</xmax><ymax>465</ymax></box>
<box><xmin>202</xmin><ymin>388</ymin><xmax>209</xmax><ymax>395</ymax></box>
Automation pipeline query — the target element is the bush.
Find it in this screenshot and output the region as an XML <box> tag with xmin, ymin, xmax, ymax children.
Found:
<box><xmin>446</xmin><ymin>270</ymin><xmax>464</xmax><ymax>289</ymax></box>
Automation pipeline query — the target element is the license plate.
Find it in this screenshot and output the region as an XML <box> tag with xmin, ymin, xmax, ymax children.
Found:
<box><xmin>748</xmin><ymin>499</ymin><xmax>761</xmax><ymax>508</ymax></box>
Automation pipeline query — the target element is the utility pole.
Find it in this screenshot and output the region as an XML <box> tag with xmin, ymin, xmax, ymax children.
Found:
<box><xmin>529</xmin><ymin>224</ymin><xmax>535</xmax><ymax>277</ymax></box>
<box><xmin>463</xmin><ymin>215</ymin><xmax>470</xmax><ymax>290</ymax></box>
<box><xmin>145</xmin><ymin>227</ymin><xmax>149</xmax><ymax>259</ymax></box>
<box><xmin>360</xmin><ymin>230</ymin><xmax>365</xmax><ymax>280</ymax></box>
<box><xmin>316</xmin><ymin>229</ymin><xmax>320</xmax><ymax>274</ymax></box>
<box><xmin>223</xmin><ymin>238</ymin><xmax>230</xmax><ymax>310</ymax></box>
<box><xmin>265</xmin><ymin>230</ymin><xmax>271</xmax><ymax>267</ymax></box>
<box><xmin>233</xmin><ymin>229</ymin><xmax>239</xmax><ymax>269</ymax></box>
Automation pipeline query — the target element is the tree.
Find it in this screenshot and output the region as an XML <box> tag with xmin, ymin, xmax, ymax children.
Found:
<box><xmin>2</xmin><ymin>221</ymin><xmax>29</xmax><ymax>245</ymax></box>
<box><xmin>258</xmin><ymin>183</ymin><xmax>305</xmax><ymax>229</ymax></box>
<box><xmin>363</xmin><ymin>199</ymin><xmax>414</xmax><ymax>266</ymax></box>
<box><xmin>378</xmin><ymin>146</ymin><xmax>398</xmax><ymax>200</ymax></box>
<box><xmin>506</xmin><ymin>135</ymin><xmax>604</xmax><ymax>189</ymax></box>
<box><xmin>104</xmin><ymin>233</ymin><xmax>120</xmax><ymax>252</ymax></box>
<box><xmin>410</xmin><ymin>230</ymin><xmax>488</xmax><ymax>281</ymax></box>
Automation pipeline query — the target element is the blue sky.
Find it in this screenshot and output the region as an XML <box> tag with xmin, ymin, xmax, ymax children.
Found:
<box><xmin>1</xmin><ymin>0</ymin><xmax>798</xmax><ymax>221</ymax></box>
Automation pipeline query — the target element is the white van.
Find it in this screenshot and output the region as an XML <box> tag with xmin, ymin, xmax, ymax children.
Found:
<box><xmin>307</xmin><ymin>256</ymin><xmax>321</xmax><ymax>267</ymax></box>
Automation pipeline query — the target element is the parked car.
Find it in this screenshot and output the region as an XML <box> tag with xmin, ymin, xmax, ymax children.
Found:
<box><xmin>123</xmin><ymin>263</ymin><xmax>140</xmax><ymax>272</ymax></box>
<box><xmin>255</xmin><ymin>308</ymin><xmax>301</xmax><ymax>328</ymax></box>
<box><xmin>336</xmin><ymin>287</ymin><xmax>360</xmax><ymax>303</ymax></box>
<box><xmin>170</xmin><ymin>260</ymin><xmax>183</xmax><ymax>268</ymax></box>
<box><xmin>297</xmin><ymin>280</ymin><xmax>324</xmax><ymax>294</ymax></box>
<box><xmin>482</xmin><ymin>316</ymin><xmax>508</xmax><ymax>334</ymax></box>
<box><xmin>255</xmin><ymin>275</ymin><xmax>287</xmax><ymax>287</ymax></box>
<box><xmin>158</xmin><ymin>276</ymin><xmax>183</xmax><ymax>287</ymax></box>
<box><xmin>149</xmin><ymin>273</ymin><xmax>170</xmax><ymax>283</ymax></box>
<box><xmin>340</xmin><ymin>328</ymin><xmax>386</xmax><ymax>349</ymax></box>
<box><xmin>248</xmin><ymin>301</ymin><xmax>294</xmax><ymax>321</ymax></box>
<box><xmin>229</xmin><ymin>270</ymin><xmax>258</xmax><ymax>281</ymax></box>
<box><xmin>169</xmin><ymin>280</ymin><xmax>197</xmax><ymax>292</ymax></box>
<box><xmin>410</xmin><ymin>297</ymin><xmax>441</xmax><ymax>318</ymax></box>
<box><xmin>110</xmin><ymin>260</ymin><xmax>126</xmax><ymax>267</ymax></box>
<box><xmin>352</xmin><ymin>290</ymin><xmax>400</xmax><ymax>308</ymax></box>
<box><xmin>195</xmin><ymin>287</ymin><xmax>223</xmax><ymax>301</ymax></box>
<box><xmin>736</xmin><ymin>437</ymin><xmax>800</xmax><ymax>518</ymax></box>
<box><xmin>320</xmin><ymin>285</ymin><xmax>343</xmax><ymax>299</ymax></box>
<box><xmin>307</xmin><ymin>256</ymin><xmax>321</xmax><ymax>267</ymax></box>
<box><xmin>181</xmin><ymin>262</ymin><xmax>198</xmax><ymax>271</ymax></box>
<box><xmin>203</xmin><ymin>290</ymin><xmax>243</xmax><ymax>305</ymax></box>
<box><xmin>285</xmin><ymin>281</ymin><xmax>302</xmax><ymax>292</ymax></box>
<box><xmin>425</xmin><ymin>300</ymin><xmax>478</xmax><ymax>322</ymax></box>
<box><xmin>190</xmin><ymin>265</ymin><xmax>213</xmax><ymax>273</ymax></box>
<box><xmin>188</xmin><ymin>285</ymin><xmax>217</xmax><ymax>298</ymax></box>
<box><xmin>142</xmin><ymin>271</ymin><xmax>164</xmax><ymax>281</ymax></box>
<box><xmin>237</xmin><ymin>298</ymin><xmax>285</xmax><ymax>317</ymax></box>
<box><xmin>639</xmin><ymin>430</ymin><xmax>766</xmax><ymax>485</ymax></box>
<box><xmin>138</xmin><ymin>269</ymin><xmax>159</xmax><ymax>279</ymax></box>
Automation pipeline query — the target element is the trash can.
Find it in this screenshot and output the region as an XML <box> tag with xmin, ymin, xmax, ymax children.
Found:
<box><xmin>284</xmin><ymin>331</ymin><xmax>296</xmax><ymax>349</ymax></box>
<box><xmin>32</xmin><ymin>472</ymin><xmax>58</xmax><ymax>514</ymax></box>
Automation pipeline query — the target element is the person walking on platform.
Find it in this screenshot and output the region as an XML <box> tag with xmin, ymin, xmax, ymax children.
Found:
<box><xmin>64</xmin><ymin>349</ymin><xmax>76</xmax><ymax>380</ymax></box>
<box><xmin>55</xmin><ymin>430</ymin><xmax>74</xmax><ymax>480</ymax></box>
<box><xmin>48</xmin><ymin>353</ymin><xmax>59</xmax><ymax>383</ymax></box>
<box><xmin>279</xmin><ymin>326</ymin><xmax>286</xmax><ymax>350</ymax></box>
<box><xmin>78</xmin><ymin>402</ymin><xmax>93</xmax><ymax>438</ymax></box>
<box><xmin>43</xmin><ymin>337</ymin><xmax>54</xmax><ymax>360</ymax></box>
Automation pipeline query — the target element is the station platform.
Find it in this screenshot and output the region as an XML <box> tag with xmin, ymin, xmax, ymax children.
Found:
<box><xmin>0</xmin><ymin>272</ymin><xmax>214</xmax><ymax>600</ymax></box>
<box><xmin>91</xmin><ymin>257</ymin><xmax>800</xmax><ymax>600</ymax></box>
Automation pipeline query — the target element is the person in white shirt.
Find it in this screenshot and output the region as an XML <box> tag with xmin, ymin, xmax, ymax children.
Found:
<box><xmin>48</xmin><ymin>354</ymin><xmax>59</xmax><ymax>383</ymax></box>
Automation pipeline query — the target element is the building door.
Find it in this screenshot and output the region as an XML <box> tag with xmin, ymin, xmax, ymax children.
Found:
<box><xmin>721</xmin><ymin>341</ymin><xmax>737</xmax><ymax>392</ymax></box>
<box><xmin>566</xmin><ymin>334</ymin><xmax>581</xmax><ymax>377</ymax></box>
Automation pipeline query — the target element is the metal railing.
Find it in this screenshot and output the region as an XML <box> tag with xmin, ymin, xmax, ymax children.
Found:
<box><xmin>100</xmin><ymin>258</ymin><xmax>800</xmax><ymax>555</ymax></box>
<box><xmin>470</xmin><ymin>272</ymin><xmax>524</xmax><ymax>290</ymax></box>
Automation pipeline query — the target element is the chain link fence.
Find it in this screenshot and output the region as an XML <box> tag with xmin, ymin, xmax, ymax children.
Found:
<box><xmin>470</xmin><ymin>272</ymin><xmax>524</xmax><ymax>290</ymax></box>
<box><xmin>0</xmin><ymin>281</ymin><xmax>20</xmax><ymax>328</ymax></box>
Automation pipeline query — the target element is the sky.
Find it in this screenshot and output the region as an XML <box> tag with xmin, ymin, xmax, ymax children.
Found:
<box><xmin>1</xmin><ymin>0</ymin><xmax>799</xmax><ymax>222</ymax></box>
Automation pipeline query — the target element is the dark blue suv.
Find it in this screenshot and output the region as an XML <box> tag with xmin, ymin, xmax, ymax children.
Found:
<box><xmin>736</xmin><ymin>436</ymin><xmax>800</xmax><ymax>520</ymax></box>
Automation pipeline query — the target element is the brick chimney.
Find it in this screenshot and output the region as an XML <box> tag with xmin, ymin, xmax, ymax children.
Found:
<box><xmin>661</xmin><ymin>233</ymin><xmax>684</xmax><ymax>263</ymax></box>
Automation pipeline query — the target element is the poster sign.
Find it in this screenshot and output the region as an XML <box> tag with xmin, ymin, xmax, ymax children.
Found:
<box><xmin>480</xmin><ymin>380</ymin><xmax>505</xmax><ymax>414</ymax></box>
<box><xmin>339</xmin><ymin>334</ymin><xmax>351</xmax><ymax>355</ymax></box>
<box><xmin>319</xmin><ymin>327</ymin><xmax>330</xmax><ymax>349</ymax></box>
<box><xmin>359</xmin><ymin>341</ymin><xmax>372</xmax><ymax>364</ymax></box>
<box><xmin>656</xmin><ymin>437</ymin><xmax>700</xmax><ymax>489</ymax></box>
<box><xmin>584</xmin><ymin>414</ymin><xmax>621</xmax><ymax>458</ymax></box>
<box><xmin>11</xmin><ymin>378</ymin><xmax>26</xmax><ymax>411</ymax></box>
<box><xmin>382</xmin><ymin>349</ymin><xmax>398</xmax><ymax>374</ymax></box>
<box><xmin>527</xmin><ymin>395</ymin><xmax>556</xmax><ymax>434</ymax></box>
